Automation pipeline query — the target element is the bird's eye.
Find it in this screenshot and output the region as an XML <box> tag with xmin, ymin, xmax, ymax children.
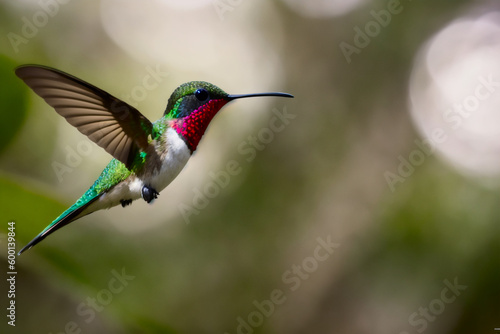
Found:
<box><xmin>194</xmin><ymin>88</ymin><xmax>209</xmax><ymax>102</ymax></box>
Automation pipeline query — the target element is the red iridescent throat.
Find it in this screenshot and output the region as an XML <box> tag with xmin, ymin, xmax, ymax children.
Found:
<box><xmin>170</xmin><ymin>99</ymin><xmax>228</xmax><ymax>152</ymax></box>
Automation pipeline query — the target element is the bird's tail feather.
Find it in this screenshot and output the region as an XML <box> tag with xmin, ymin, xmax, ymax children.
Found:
<box><xmin>18</xmin><ymin>195</ymin><xmax>99</xmax><ymax>255</ymax></box>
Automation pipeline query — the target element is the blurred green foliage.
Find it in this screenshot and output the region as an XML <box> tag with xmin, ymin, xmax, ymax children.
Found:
<box><xmin>0</xmin><ymin>56</ymin><xmax>28</xmax><ymax>156</ymax></box>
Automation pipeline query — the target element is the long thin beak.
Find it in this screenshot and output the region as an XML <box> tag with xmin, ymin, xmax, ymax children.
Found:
<box><xmin>227</xmin><ymin>92</ymin><xmax>294</xmax><ymax>100</ymax></box>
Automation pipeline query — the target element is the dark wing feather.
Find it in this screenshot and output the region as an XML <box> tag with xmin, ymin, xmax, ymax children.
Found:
<box><xmin>15</xmin><ymin>65</ymin><xmax>153</xmax><ymax>168</ymax></box>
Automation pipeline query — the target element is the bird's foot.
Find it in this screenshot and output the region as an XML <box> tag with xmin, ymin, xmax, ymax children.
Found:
<box><xmin>142</xmin><ymin>185</ymin><xmax>159</xmax><ymax>204</ymax></box>
<box><xmin>120</xmin><ymin>199</ymin><xmax>133</xmax><ymax>207</ymax></box>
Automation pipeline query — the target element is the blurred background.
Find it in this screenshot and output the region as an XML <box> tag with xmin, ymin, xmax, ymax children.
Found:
<box><xmin>1</xmin><ymin>0</ymin><xmax>499</xmax><ymax>333</ymax></box>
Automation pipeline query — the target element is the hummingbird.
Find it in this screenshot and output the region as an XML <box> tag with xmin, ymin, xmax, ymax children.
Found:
<box><xmin>15</xmin><ymin>65</ymin><xmax>293</xmax><ymax>255</ymax></box>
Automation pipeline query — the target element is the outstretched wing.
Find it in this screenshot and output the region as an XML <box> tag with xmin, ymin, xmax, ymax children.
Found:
<box><xmin>15</xmin><ymin>65</ymin><xmax>153</xmax><ymax>168</ymax></box>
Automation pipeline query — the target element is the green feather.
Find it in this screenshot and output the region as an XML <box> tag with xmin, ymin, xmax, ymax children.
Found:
<box><xmin>39</xmin><ymin>159</ymin><xmax>131</xmax><ymax>236</ymax></box>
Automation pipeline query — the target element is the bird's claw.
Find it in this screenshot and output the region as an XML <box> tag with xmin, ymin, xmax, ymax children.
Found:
<box><xmin>142</xmin><ymin>185</ymin><xmax>159</xmax><ymax>203</ymax></box>
<box><xmin>120</xmin><ymin>199</ymin><xmax>133</xmax><ymax>207</ymax></box>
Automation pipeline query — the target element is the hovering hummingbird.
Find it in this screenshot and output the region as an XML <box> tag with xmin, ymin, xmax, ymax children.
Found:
<box><xmin>16</xmin><ymin>65</ymin><xmax>293</xmax><ymax>255</ymax></box>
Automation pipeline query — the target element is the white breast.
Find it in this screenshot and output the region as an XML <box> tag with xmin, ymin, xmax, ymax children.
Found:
<box><xmin>85</xmin><ymin>128</ymin><xmax>191</xmax><ymax>216</ymax></box>
<box><xmin>147</xmin><ymin>127</ymin><xmax>191</xmax><ymax>192</ymax></box>
<box><xmin>95</xmin><ymin>128</ymin><xmax>191</xmax><ymax>211</ymax></box>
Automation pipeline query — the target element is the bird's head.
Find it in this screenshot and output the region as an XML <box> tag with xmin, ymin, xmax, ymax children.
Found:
<box><xmin>164</xmin><ymin>81</ymin><xmax>293</xmax><ymax>152</ymax></box>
